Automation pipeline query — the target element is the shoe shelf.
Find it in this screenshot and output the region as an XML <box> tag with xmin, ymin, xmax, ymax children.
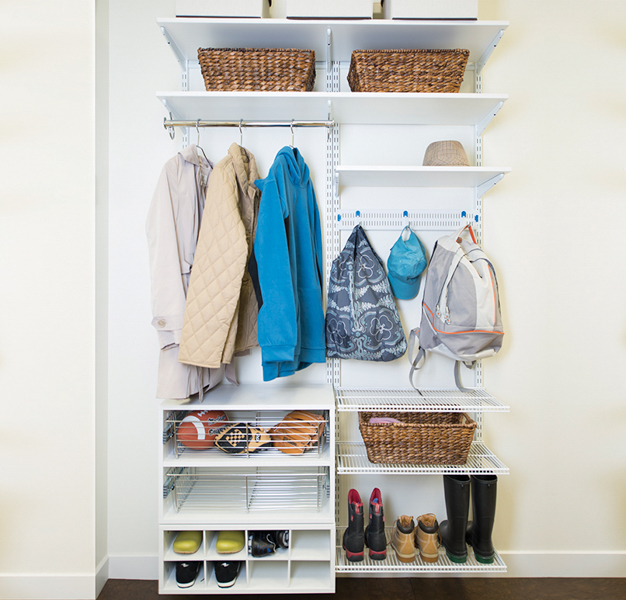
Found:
<box><xmin>159</xmin><ymin>527</ymin><xmax>334</xmax><ymax>594</ymax></box>
<box><xmin>334</xmin><ymin>387</ymin><xmax>509</xmax><ymax>413</ymax></box>
<box><xmin>335</xmin><ymin>528</ymin><xmax>506</xmax><ymax>573</ymax></box>
<box><xmin>336</xmin><ymin>442</ymin><xmax>509</xmax><ymax>475</ymax></box>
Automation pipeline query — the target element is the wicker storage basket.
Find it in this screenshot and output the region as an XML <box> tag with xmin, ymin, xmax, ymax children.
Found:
<box><xmin>347</xmin><ymin>48</ymin><xmax>469</xmax><ymax>93</ymax></box>
<box><xmin>198</xmin><ymin>47</ymin><xmax>316</xmax><ymax>92</ymax></box>
<box><xmin>358</xmin><ymin>411</ymin><xmax>476</xmax><ymax>464</ymax></box>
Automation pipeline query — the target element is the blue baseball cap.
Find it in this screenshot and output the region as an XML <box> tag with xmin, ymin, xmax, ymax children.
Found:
<box><xmin>387</xmin><ymin>228</ymin><xmax>427</xmax><ymax>300</ymax></box>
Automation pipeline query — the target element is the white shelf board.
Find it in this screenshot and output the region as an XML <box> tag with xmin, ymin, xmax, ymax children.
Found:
<box><xmin>159</xmin><ymin>382</ymin><xmax>334</xmax><ymax>411</ymax></box>
<box><xmin>158</xmin><ymin>18</ymin><xmax>508</xmax><ymax>65</ymax></box>
<box><xmin>336</xmin><ymin>166</ymin><xmax>511</xmax><ymax>188</ymax></box>
<box><xmin>336</xmin><ymin>528</ymin><xmax>506</xmax><ymax>572</ymax></box>
<box><xmin>335</xmin><ymin>387</ymin><xmax>509</xmax><ymax>412</ymax></box>
<box><xmin>157</xmin><ymin>92</ymin><xmax>507</xmax><ymax>126</ymax></box>
<box><xmin>164</xmin><ymin>443</ymin><xmax>333</xmax><ymax>468</ymax></box>
<box><xmin>336</xmin><ymin>441</ymin><xmax>509</xmax><ymax>475</ymax></box>
<box><xmin>162</xmin><ymin>501</ymin><xmax>334</xmax><ymax>526</ymax></box>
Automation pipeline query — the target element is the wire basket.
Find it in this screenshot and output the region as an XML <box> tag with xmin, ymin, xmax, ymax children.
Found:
<box><xmin>358</xmin><ymin>411</ymin><xmax>476</xmax><ymax>464</ymax></box>
<box><xmin>198</xmin><ymin>47</ymin><xmax>316</xmax><ymax>92</ymax></box>
<box><xmin>347</xmin><ymin>48</ymin><xmax>470</xmax><ymax>93</ymax></box>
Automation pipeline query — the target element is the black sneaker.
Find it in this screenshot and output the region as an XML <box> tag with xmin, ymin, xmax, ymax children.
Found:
<box><xmin>214</xmin><ymin>561</ymin><xmax>242</xmax><ymax>588</ymax></box>
<box><xmin>248</xmin><ymin>531</ymin><xmax>276</xmax><ymax>557</ymax></box>
<box><xmin>271</xmin><ymin>530</ymin><xmax>290</xmax><ymax>549</ymax></box>
<box><xmin>176</xmin><ymin>561</ymin><xmax>200</xmax><ymax>588</ymax></box>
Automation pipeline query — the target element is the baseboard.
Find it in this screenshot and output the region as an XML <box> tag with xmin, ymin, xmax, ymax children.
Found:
<box><xmin>499</xmin><ymin>551</ymin><xmax>626</xmax><ymax>578</ymax></box>
<box><xmin>0</xmin><ymin>574</ymin><xmax>96</xmax><ymax>600</ymax></box>
<box><xmin>107</xmin><ymin>555</ymin><xmax>159</xmax><ymax>580</ymax></box>
<box><xmin>96</xmin><ymin>557</ymin><xmax>109</xmax><ymax>598</ymax></box>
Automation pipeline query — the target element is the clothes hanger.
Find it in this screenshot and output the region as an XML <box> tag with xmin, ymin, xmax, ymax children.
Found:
<box><xmin>289</xmin><ymin>119</ymin><xmax>295</xmax><ymax>151</ymax></box>
<box><xmin>195</xmin><ymin>120</ymin><xmax>210</xmax><ymax>164</ymax></box>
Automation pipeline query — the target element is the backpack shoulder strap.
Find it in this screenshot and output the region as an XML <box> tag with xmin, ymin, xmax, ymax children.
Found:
<box><xmin>408</xmin><ymin>328</ymin><xmax>425</xmax><ymax>392</ymax></box>
<box><xmin>454</xmin><ymin>360</ymin><xmax>476</xmax><ymax>393</ymax></box>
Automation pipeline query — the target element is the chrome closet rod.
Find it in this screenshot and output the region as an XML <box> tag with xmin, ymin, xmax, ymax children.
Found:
<box><xmin>163</xmin><ymin>119</ymin><xmax>335</xmax><ymax>128</ymax></box>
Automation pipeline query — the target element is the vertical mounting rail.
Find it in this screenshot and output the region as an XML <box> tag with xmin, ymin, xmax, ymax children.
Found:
<box><xmin>474</xmin><ymin>63</ymin><xmax>484</xmax><ymax>392</ymax></box>
<box><xmin>181</xmin><ymin>63</ymin><xmax>189</xmax><ymax>148</ymax></box>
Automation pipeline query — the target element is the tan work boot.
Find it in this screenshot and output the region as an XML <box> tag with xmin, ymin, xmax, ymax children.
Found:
<box><xmin>391</xmin><ymin>515</ymin><xmax>416</xmax><ymax>563</ymax></box>
<box><xmin>415</xmin><ymin>513</ymin><xmax>440</xmax><ymax>563</ymax></box>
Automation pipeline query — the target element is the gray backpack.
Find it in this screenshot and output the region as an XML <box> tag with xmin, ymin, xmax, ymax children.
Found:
<box><xmin>409</xmin><ymin>224</ymin><xmax>504</xmax><ymax>391</ymax></box>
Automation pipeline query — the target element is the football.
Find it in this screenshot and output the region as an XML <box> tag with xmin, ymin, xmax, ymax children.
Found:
<box><xmin>177</xmin><ymin>410</ymin><xmax>228</xmax><ymax>450</ymax></box>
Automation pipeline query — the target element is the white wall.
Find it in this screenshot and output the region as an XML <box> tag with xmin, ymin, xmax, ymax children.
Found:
<box><xmin>479</xmin><ymin>0</ymin><xmax>626</xmax><ymax>574</ymax></box>
<box><xmin>0</xmin><ymin>1</ymin><xmax>98</xmax><ymax>598</ymax></box>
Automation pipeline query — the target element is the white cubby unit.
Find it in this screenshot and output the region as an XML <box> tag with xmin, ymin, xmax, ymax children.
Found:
<box><xmin>156</xmin><ymin>15</ymin><xmax>510</xmax><ymax>589</ymax></box>
<box><xmin>158</xmin><ymin>384</ymin><xmax>336</xmax><ymax>593</ymax></box>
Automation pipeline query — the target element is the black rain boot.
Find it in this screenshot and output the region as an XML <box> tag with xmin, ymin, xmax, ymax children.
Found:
<box><xmin>342</xmin><ymin>489</ymin><xmax>365</xmax><ymax>562</ymax></box>
<box><xmin>466</xmin><ymin>474</ymin><xmax>497</xmax><ymax>564</ymax></box>
<box><xmin>439</xmin><ymin>474</ymin><xmax>470</xmax><ymax>563</ymax></box>
<box><xmin>364</xmin><ymin>488</ymin><xmax>386</xmax><ymax>560</ymax></box>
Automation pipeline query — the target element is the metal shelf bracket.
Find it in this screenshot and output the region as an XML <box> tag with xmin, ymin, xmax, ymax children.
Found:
<box><xmin>476</xmin><ymin>29</ymin><xmax>505</xmax><ymax>75</ymax></box>
<box><xmin>477</xmin><ymin>173</ymin><xmax>505</xmax><ymax>198</ymax></box>
<box><xmin>160</xmin><ymin>26</ymin><xmax>187</xmax><ymax>69</ymax></box>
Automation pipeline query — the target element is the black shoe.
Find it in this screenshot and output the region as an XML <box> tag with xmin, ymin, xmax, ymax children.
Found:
<box><xmin>248</xmin><ymin>531</ymin><xmax>276</xmax><ymax>557</ymax></box>
<box><xmin>214</xmin><ymin>561</ymin><xmax>242</xmax><ymax>588</ymax></box>
<box><xmin>270</xmin><ymin>530</ymin><xmax>290</xmax><ymax>549</ymax></box>
<box><xmin>466</xmin><ymin>474</ymin><xmax>498</xmax><ymax>564</ymax></box>
<box><xmin>364</xmin><ymin>488</ymin><xmax>386</xmax><ymax>560</ymax></box>
<box><xmin>176</xmin><ymin>561</ymin><xmax>200</xmax><ymax>588</ymax></box>
<box><xmin>440</xmin><ymin>474</ymin><xmax>471</xmax><ymax>563</ymax></box>
<box><xmin>342</xmin><ymin>489</ymin><xmax>364</xmax><ymax>562</ymax></box>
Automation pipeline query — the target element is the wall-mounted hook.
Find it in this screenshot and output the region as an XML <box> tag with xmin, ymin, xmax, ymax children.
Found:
<box><xmin>402</xmin><ymin>210</ymin><xmax>410</xmax><ymax>229</ymax></box>
<box><xmin>355</xmin><ymin>210</ymin><xmax>361</xmax><ymax>225</ymax></box>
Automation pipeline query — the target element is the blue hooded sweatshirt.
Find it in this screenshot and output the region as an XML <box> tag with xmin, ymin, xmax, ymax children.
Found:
<box><xmin>252</xmin><ymin>147</ymin><xmax>325</xmax><ymax>381</ymax></box>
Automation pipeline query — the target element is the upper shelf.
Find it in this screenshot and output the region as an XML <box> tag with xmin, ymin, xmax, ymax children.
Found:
<box><xmin>158</xmin><ymin>18</ymin><xmax>508</xmax><ymax>68</ymax></box>
<box><xmin>158</xmin><ymin>91</ymin><xmax>507</xmax><ymax>128</ymax></box>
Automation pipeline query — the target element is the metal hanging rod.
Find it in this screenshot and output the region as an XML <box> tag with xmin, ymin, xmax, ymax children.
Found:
<box><xmin>163</xmin><ymin>118</ymin><xmax>335</xmax><ymax>129</ymax></box>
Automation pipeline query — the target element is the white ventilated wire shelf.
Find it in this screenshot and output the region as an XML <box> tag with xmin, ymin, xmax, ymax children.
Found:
<box><xmin>335</xmin><ymin>388</ymin><xmax>508</xmax><ymax>413</ymax></box>
<box><xmin>163</xmin><ymin>467</ymin><xmax>330</xmax><ymax>513</ymax></box>
<box><xmin>335</xmin><ymin>527</ymin><xmax>506</xmax><ymax>573</ymax></box>
<box><xmin>336</xmin><ymin>442</ymin><xmax>509</xmax><ymax>475</ymax></box>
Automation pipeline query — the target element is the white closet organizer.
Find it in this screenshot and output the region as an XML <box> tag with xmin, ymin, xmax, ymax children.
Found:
<box><xmin>159</xmin><ymin>384</ymin><xmax>336</xmax><ymax>593</ymax></box>
<box><xmin>157</xmin><ymin>16</ymin><xmax>510</xmax><ymax>589</ymax></box>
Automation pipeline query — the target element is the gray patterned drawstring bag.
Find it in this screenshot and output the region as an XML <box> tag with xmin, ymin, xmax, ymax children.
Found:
<box><xmin>326</xmin><ymin>225</ymin><xmax>407</xmax><ymax>361</ymax></box>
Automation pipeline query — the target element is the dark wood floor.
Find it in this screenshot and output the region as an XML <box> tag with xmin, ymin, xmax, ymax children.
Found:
<box><xmin>97</xmin><ymin>578</ymin><xmax>626</xmax><ymax>600</ymax></box>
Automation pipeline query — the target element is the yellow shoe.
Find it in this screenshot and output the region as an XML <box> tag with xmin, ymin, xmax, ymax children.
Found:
<box><xmin>173</xmin><ymin>531</ymin><xmax>202</xmax><ymax>555</ymax></box>
<box><xmin>216</xmin><ymin>531</ymin><xmax>245</xmax><ymax>554</ymax></box>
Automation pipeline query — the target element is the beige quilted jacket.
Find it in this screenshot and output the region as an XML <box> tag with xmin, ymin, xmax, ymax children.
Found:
<box><xmin>178</xmin><ymin>143</ymin><xmax>260</xmax><ymax>368</ymax></box>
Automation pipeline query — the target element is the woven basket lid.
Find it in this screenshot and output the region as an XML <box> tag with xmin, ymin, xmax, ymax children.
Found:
<box><xmin>423</xmin><ymin>140</ymin><xmax>469</xmax><ymax>166</ymax></box>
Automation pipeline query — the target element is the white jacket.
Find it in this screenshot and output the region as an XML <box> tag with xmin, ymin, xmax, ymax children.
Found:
<box><xmin>146</xmin><ymin>145</ymin><xmax>226</xmax><ymax>399</ymax></box>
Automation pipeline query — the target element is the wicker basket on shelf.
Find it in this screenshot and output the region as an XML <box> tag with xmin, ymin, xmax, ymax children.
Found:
<box><xmin>198</xmin><ymin>47</ymin><xmax>316</xmax><ymax>92</ymax></box>
<box><xmin>347</xmin><ymin>48</ymin><xmax>470</xmax><ymax>93</ymax></box>
<box><xmin>358</xmin><ymin>411</ymin><xmax>476</xmax><ymax>464</ymax></box>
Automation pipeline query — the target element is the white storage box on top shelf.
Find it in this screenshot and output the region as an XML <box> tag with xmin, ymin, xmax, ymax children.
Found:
<box><xmin>383</xmin><ymin>0</ymin><xmax>478</xmax><ymax>20</ymax></box>
<box><xmin>286</xmin><ymin>0</ymin><xmax>373</xmax><ymax>19</ymax></box>
<box><xmin>176</xmin><ymin>0</ymin><xmax>270</xmax><ymax>18</ymax></box>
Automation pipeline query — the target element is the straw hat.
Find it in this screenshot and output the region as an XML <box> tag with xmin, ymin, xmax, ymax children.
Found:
<box><xmin>423</xmin><ymin>140</ymin><xmax>469</xmax><ymax>166</ymax></box>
